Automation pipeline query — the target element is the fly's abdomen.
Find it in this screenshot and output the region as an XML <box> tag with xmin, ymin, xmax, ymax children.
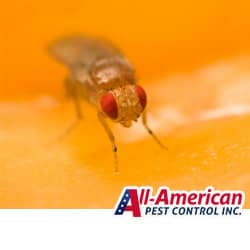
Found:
<box><xmin>49</xmin><ymin>36</ymin><xmax>122</xmax><ymax>69</ymax></box>
<box><xmin>48</xmin><ymin>35</ymin><xmax>136</xmax><ymax>89</ymax></box>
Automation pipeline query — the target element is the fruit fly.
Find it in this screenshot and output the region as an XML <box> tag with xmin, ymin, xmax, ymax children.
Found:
<box><xmin>48</xmin><ymin>35</ymin><xmax>167</xmax><ymax>172</ymax></box>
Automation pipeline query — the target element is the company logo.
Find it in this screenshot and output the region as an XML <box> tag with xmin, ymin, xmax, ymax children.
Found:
<box><xmin>114</xmin><ymin>186</ymin><xmax>245</xmax><ymax>217</ymax></box>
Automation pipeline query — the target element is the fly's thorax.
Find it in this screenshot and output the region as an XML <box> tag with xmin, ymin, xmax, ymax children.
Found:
<box><xmin>90</xmin><ymin>56</ymin><xmax>136</xmax><ymax>90</ymax></box>
<box><xmin>98</xmin><ymin>85</ymin><xmax>147</xmax><ymax>128</ymax></box>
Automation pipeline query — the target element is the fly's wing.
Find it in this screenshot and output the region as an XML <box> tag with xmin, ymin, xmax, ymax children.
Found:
<box><xmin>48</xmin><ymin>36</ymin><xmax>123</xmax><ymax>83</ymax></box>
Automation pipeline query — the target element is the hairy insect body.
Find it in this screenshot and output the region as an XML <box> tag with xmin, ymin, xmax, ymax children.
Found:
<box><xmin>49</xmin><ymin>36</ymin><xmax>166</xmax><ymax>172</ymax></box>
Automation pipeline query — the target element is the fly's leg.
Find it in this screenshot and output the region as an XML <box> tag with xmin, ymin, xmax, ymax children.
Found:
<box><xmin>57</xmin><ymin>77</ymin><xmax>83</xmax><ymax>141</ymax></box>
<box><xmin>142</xmin><ymin>110</ymin><xmax>168</xmax><ymax>150</ymax></box>
<box><xmin>67</xmin><ymin>78</ymin><xmax>84</xmax><ymax>120</ymax></box>
<box><xmin>97</xmin><ymin>112</ymin><xmax>119</xmax><ymax>173</ymax></box>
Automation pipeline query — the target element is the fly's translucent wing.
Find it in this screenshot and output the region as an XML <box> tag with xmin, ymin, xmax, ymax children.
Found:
<box><xmin>48</xmin><ymin>35</ymin><xmax>123</xmax><ymax>69</ymax></box>
<box><xmin>48</xmin><ymin>35</ymin><xmax>136</xmax><ymax>87</ymax></box>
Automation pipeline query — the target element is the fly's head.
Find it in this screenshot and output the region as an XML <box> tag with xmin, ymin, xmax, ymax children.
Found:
<box><xmin>99</xmin><ymin>84</ymin><xmax>147</xmax><ymax>127</ymax></box>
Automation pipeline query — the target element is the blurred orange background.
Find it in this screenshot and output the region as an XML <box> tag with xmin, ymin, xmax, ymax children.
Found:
<box><xmin>1</xmin><ymin>0</ymin><xmax>250</xmax><ymax>97</ymax></box>
<box><xmin>1</xmin><ymin>0</ymin><xmax>250</xmax><ymax>208</ymax></box>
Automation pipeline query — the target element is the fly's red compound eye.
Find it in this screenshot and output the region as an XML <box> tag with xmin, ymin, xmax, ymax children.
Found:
<box><xmin>135</xmin><ymin>85</ymin><xmax>147</xmax><ymax>110</ymax></box>
<box><xmin>100</xmin><ymin>92</ymin><xmax>118</xmax><ymax>119</ymax></box>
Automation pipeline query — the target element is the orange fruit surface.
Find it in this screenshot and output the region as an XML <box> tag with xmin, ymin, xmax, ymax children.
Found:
<box><xmin>1</xmin><ymin>0</ymin><xmax>250</xmax><ymax>208</ymax></box>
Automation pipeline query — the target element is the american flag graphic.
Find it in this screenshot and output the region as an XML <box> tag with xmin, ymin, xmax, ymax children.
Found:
<box><xmin>114</xmin><ymin>188</ymin><xmax>141</xmax><ymax>217</ymax></box>
<box><xmin>114</xmin><ymin>189</ymin><xmax>131</xmax><ymax>215</ymax></box>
